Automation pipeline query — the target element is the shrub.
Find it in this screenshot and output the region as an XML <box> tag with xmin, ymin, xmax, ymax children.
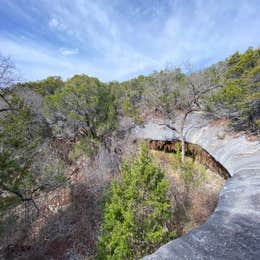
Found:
<box><xmin>97</xmin><ymin>145</ymin><xmax>175</xmax><ymax>259</ymax></box>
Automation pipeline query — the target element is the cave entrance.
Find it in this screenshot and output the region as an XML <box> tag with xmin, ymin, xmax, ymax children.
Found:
<box><xmin>148</xmin><ymin>139</ymin><xmax>230</xmax><ymax>179</ymax></box>
<box><xmin>147</xmin><ymin>139</ymin><xmax>229</xmax><ymax>237</ymax></box>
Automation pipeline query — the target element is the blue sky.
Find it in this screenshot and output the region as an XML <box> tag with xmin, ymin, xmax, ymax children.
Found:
<box><xmin>0</xmin><ymin>0</ymin><xmax>259</xmax><ymax>82</ymax></box>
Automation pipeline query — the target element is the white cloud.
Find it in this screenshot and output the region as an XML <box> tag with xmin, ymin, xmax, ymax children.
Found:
<box><xmin>48</xmin><ymin>18</ymin><xmax>59</xmax><ymax>28</ymax></box>
<box><xmin>154</xmin><ymin>0</ymin><xmax>260</xmax><ymax>69</ymax></box>
<box><xmin>0</xmin><ymin>35</ymin><xmax>103</xmax><ymax>81</ymax></box>
<box><xmin>1</xmin><ymin>0</ymin><xmax>260</xmax><ymax>82</ymax></box>
<box><xmin>48</xmin><ymin>17</ymin><xmax>67</xmax><ymax>31</ymax></box>
<box><xmin>60</xmin><ymin>47</ymin><xmax>79</xmax><ymax>56</ymax></box>
<box><xmin>40</xmin><ymin>0</ymin><xmax>160</xmax><ymax>80</ymax></box>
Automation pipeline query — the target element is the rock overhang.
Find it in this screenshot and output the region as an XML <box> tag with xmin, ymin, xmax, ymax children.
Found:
<box><xmin>133</xmin><ymin>112</ymin><xmax>260</xmax><ymax>260</ymax></box>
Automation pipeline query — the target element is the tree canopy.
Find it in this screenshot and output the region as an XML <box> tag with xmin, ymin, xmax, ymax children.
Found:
<box><xmin>45</xmin><ymin>74</ymin><xmax>118</xmax><ymax>140</ymax></box>
<box><xmin>210</xmin><ymin>47</ymin><xmax>260</xmax><ymax>132</ymax></box>
<box><xmin>97</xmin><ymin>145</ymin><xmax>175</xmax><ymax>259</ymax></box>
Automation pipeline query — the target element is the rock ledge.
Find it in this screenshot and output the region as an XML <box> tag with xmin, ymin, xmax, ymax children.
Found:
<box><xmin>134</xmin><ymin>113</ymin><xmax>260</xmax><ymax>260</ymax></box>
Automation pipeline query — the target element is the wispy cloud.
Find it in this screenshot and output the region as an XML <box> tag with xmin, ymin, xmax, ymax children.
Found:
<box><xmin>0</xmin><ymin>0</ymin><xmax>259</xmax><ymax>81</ymax></box>
<box><xmin>48</xmin><ymin>18</ymin><xmax>59</xmax><ymax>28</ymax></box>
<box><xmin>0</xmin><ymin>34</ymin><xmax>103</xmax><ymax>81</ymax></box>
<box><xmin>60</xmin><ymin>47</ymin><xmax>79</xmax><ymax>56</ymax></box>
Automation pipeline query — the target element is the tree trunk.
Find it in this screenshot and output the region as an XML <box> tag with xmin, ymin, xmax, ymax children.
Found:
<box><xmin>180</xmin><ymin>112</ymin><xmax>189</xmax><ymax>164</ymax></box>
<box><xmin>181</xmin><ymin>135</ymin><xmax>185</xmax><ymax>164</ymax></box>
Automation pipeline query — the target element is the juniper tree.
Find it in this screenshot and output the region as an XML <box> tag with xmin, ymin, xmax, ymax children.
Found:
<box><xmin>97</xmin><ymin>145</ymin><xmax>175</xmax><ymax>259</ymax></box>
<box><xmin>209</xmin><ymin>47</ymin><xmax>260</xmax><ymax>133</ymax></box>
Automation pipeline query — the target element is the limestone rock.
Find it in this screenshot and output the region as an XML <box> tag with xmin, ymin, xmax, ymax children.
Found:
<box><xmin>134</xmin><ymin>112</ymin><xmax>260</xmax><ymax>260</ymax></box>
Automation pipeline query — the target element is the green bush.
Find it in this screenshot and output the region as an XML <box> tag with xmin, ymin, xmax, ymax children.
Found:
<box><xmin>97</xmin><ymin>145</ymin><xmax>175</xmax><ymax>259</ymax></box>
<box><xmin>17</xmin><ymin>76</ymin><xmax>64</xmax><ymax>96</ymax></box>
<box><xmin>210</xmin><ymin>47</ymin><xmax>260</xmax><ymax>132</ymax></box>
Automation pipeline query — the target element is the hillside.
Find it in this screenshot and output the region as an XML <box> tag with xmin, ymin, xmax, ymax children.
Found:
<box><xmin>0</xmin><ymin>47</ymin><xmax>259</xmax><ymax>259</ymax></box>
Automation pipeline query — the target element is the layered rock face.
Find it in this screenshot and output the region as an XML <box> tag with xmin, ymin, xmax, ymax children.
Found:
<box><xmin>134</xmin><ymin>112</ymin><xmax>260</xmax><ymax>260</ymax></box>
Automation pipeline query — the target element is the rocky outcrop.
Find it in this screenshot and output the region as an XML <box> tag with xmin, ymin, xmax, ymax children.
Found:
<box><xmin>134</xmin><ymin>112</ymin><xmax>260</xmax><ymax>260</ymax></box>
<box><xmin>148</xmin><ymin>140</ymin><xmax>230</xmax><ymax>179</ymax></box>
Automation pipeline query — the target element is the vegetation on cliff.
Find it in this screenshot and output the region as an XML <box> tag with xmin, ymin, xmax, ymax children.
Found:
<box><xmin>209</xmin><ymin>47</ymin><xmax>260</xmax><ymax>131</ymax></box>
<box><xmin>0</xmin><ymin>47</ymin><xmax>259</xmax><ymax>258</ymax></box>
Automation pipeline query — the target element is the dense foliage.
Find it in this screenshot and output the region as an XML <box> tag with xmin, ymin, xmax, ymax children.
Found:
<box><xmin>0</xmin><ymin>93</ymin><xmax>66</xmax><ymax>217</ymax></box>
<box><xmin>44</xmin><ymin>74</ymin><xmax>118</xmax><ymax>157</ymax></box>
<box><xmin>210</xmin><ymin>47</ymin><xmax>260</xmax><ymax>131</ymax></box>
<box><xmin>17</xmin><ymin>76</ymin><xmax>64</xmax><ymax>96</ymax></box>
<box><xmin>0</xmin><ymin>46</ymin><xmax>259</xmax><ymax>218</ymax></box>
<box><xmin>0</xmin><ymin>47</ymin><xmax>259</xmax><ymax>258</ymax></box>
<box><xmin>0</xmin><ymin>95</ymin><xmax>38</xmax><ymax>203</ymax></box>
<box><xmin>97</xmin><ymin>145</ymin><xmax>175</xmax><ymax>259</ymax></box>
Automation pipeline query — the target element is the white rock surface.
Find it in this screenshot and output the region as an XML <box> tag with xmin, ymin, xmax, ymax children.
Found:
<box><xmin>134</xmin><ymin>112</ymin><xmax>260</xmax><ymax>260</ymax></box>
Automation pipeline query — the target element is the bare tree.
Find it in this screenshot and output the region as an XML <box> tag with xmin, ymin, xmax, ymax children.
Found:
<box><xmin>163</xmin><ymin>62</ymin><xmax>226</xmax><ymax>163</ymax></box>
<box><xmin>143</xmin><ymin>68</ymin><xmax>183</xmax><ymax>116</ymax></box>
<box><xmin>0</xmin><ymin>54</ymin><xmax>19</xmax><ymax>112</ymax></box>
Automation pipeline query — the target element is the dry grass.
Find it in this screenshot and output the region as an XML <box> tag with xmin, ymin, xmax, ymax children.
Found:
<box><xmin>1</xmin><ymin>142</ymin><xmax>225</xmax><ymax>259</ymax></box>
<box><xmin>151</xmin><ymin>150</ymin><xmax>225</xmax><ymax>236</ymax></box>
<box><xmin>1</xmin><ymin>154</ymin><xmax>106</xmax><ymax>260</ymax></box>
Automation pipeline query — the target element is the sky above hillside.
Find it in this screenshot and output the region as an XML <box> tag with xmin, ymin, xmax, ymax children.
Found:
<box><xmin>0</xmin><ymin>0</ymin><xmax>259</xmax><ymax>82</ymax></box>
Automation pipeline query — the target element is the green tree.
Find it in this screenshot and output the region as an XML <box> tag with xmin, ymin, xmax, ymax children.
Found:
<box><xmin>97</xmin><ymin>145</ymin><xmax>175</xmax><ymax>259</ymax></box>
<box><xmin>16</xmin><ymin>76</ymin><xmax>64</xmax><ymax>96</ymax></box>
<box><xmin>0</xmin><ymin>94</ymin><xmax>66</xmax><ymax>220</ymax></box>
<box><xmin>0</xmin><ymin>95</ymin><xmax>39</xmax><ymax>213</ymax></box>
<box><xmin>119</xmin><ymin>75</ymin><xmax>148</xmax><ymax>123</ymax></box>
<box><xmin>45</xmin><ymin>75</ymin><xmax>117</xmax><ymax>136</ymax></box>
<box><xmin>44</xmin><ymin>74</ymin><xmax>118</xmax><ymax>157</ymax></box>
<box><xmin>210</xmin><ymin>47</ymin><xmax>260</xmax><ymax>132</ymax></box>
